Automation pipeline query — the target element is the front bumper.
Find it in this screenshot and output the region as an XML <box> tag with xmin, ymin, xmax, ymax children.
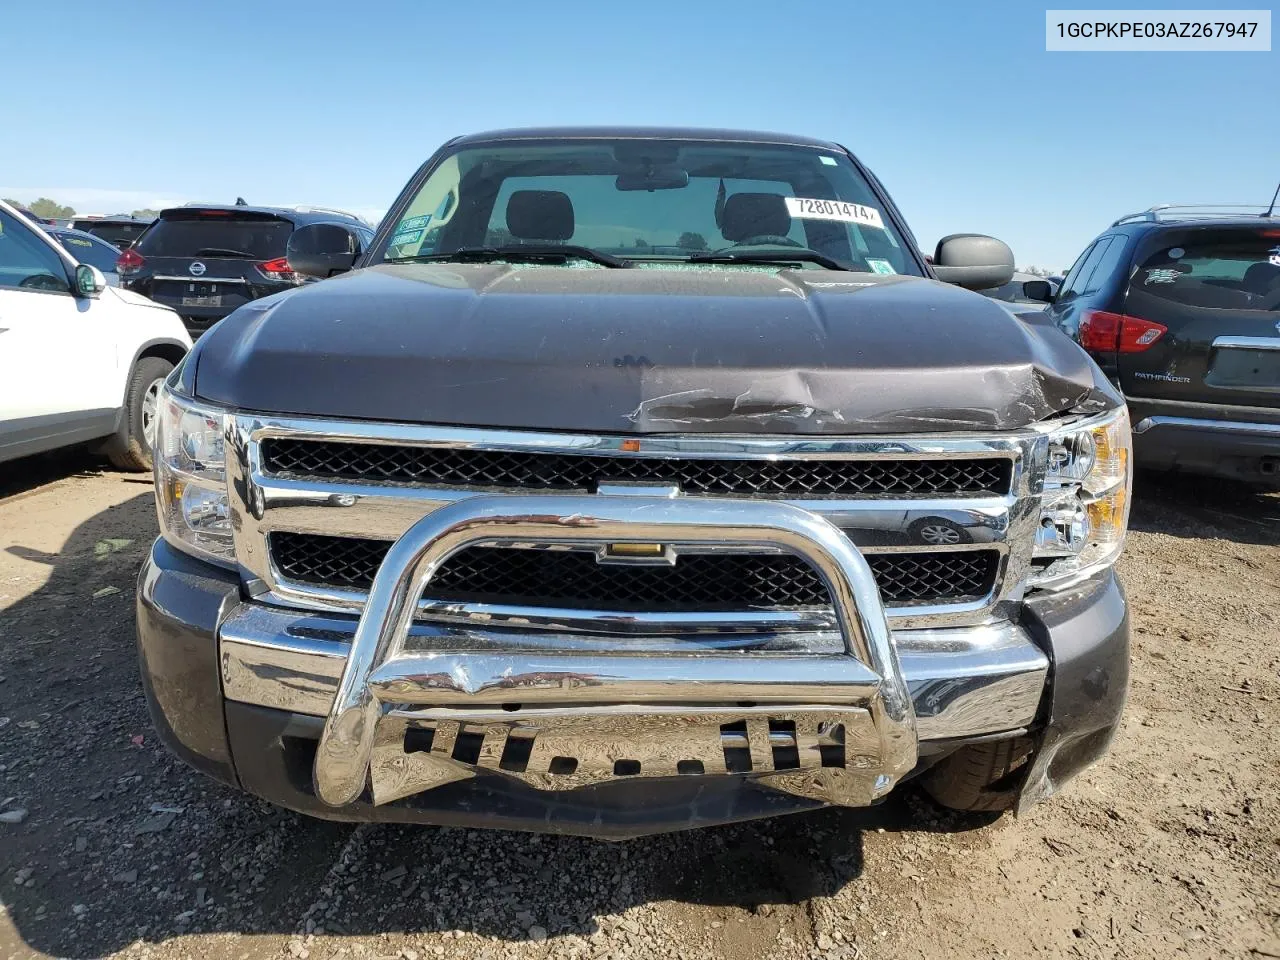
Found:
<box><xmin>138</xmin><ymin>497</ymin><xmax>1128</xmax><ymax>838</ymax></box>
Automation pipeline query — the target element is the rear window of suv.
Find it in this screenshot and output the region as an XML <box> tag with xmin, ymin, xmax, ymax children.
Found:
<box><xmin>1134</xmin><ymin>230</ymin><xmax>1280</xmax><ymax>311</ymax></box>
<box><xmin>136</xmin><ymin>212</ymin><xmax>292</xmax><ymax>260</ymax></box>
<box><xmin>72</xmin><ymin>219</ymin><xmax>151</xmax><ymax>248</ymax></box>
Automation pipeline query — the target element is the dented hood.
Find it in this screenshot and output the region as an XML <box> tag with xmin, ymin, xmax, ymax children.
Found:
<box><xmin>192</xmin><ymin>263</ymin><xmax>1117</xmax><ymax>434</ymax></box>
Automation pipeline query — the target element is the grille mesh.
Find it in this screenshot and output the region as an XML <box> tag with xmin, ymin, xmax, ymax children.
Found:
<box><xmin>270</xmin><ymin>533</ymin><xmax>999</xmax><ymax>610</ymax></box>
<box><xmin>261</xmin><ymin>439</ymin><xmax>1012</xmax><ymax>498</ymax></box>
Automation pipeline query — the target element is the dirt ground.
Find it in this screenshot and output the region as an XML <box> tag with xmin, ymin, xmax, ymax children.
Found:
<box><xmin>0</xmin><ymin>451</ymin><xmax>1276</xmax><ymax>960</ymax></box>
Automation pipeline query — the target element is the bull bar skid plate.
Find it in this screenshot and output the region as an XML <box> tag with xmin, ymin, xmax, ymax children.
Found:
<box><xmin>311</xmin><ymin>495</ymin><xmax>919</xmax><ymax>808</ymax></box>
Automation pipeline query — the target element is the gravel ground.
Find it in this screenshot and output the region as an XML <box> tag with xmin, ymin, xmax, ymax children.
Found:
<box><xmin>0</xmin><ymin>452</ymin><xmax>1276</xmax><ymax>960</ymax></box>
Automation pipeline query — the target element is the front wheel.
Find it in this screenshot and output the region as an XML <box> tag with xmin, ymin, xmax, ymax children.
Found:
<box><xmin>921</xmin><ymin>736</ymin><xmax>1034</xmax><ymax>812</ymax></box>
<box><xmin>106</xmin><ymin>357</ymin><xmax>173</xmax><ymax>471</ymax></box>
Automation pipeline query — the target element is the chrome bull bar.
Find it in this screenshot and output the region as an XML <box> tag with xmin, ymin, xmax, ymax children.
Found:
<box><xmin>312</xmin><ymin>495</ymin><xmax>919</xmax><ymax>808</ymax></box>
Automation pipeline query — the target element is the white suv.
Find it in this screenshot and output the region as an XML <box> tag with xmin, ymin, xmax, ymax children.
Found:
<box><xmin>0</xmin><ymin>200</ymin><xmax>191</xmax><ymax>470</ymax></box>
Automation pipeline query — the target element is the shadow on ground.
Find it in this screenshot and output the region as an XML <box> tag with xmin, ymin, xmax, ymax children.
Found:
<box><xmin>0</xmin><ymin>493</ymin><xmax>998</xmax><ymax>958</ymax></box>
<box><xmin>1130</xmin><ymin>470</ymin><xmax>1280</xmax><ymax>546</ymax></box>
<box><xmin>0</xmin><ymin>447</ymin><xmax>118</xmax><ymax>502</ymax></box>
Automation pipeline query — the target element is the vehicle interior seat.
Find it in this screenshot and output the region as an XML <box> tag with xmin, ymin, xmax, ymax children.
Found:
<box><xmin>1241</xmin><ymin>261</ymin><xmax>1280</xmax><ymax>296</ymax></box>
<box><xmin>506</xmin><ymin>190</ymin><xmax>575</xmax><ymax>243</ymax></box>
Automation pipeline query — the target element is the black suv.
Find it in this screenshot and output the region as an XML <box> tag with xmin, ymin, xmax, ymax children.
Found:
<box><xmin>119</xmin><ymin>204</ymin><xmax>374</xmax><ymax>337</ymax></box>
<box><xmin>69</xmin><ymin>214</ymin><xmax>155</xmax><ymax>250</ymax></box>
<box><xmin>1042</xmin><ymin>205</ymin><xmax>1280</xmax><ymax>488</ymax></box>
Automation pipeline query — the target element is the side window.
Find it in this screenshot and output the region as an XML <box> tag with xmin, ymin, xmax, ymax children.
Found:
<box><xmin>1080</xmin><ymin>236</ymin><xmax>1128</xmax><ymax>296</ymax></box>
<box><xmin>1057</xmin><ymin>242</ymin><xmax>1097</xmax><ymax>299</ymax></box>
<box><xmin>1061</xmin><ymin>239</ymin><xmax>1111</xmax><ymax>299</ymax></box>
<box><xmin>58</xmin><ymin>234</ymin><xmax>122</xmax><ymax>273</ymax></box>
<box><xmin>290</xmin><ymin>224</ymin><xmax>355</xmax><ymax>256</ymax></box>
<box><xmin>0</xmin><ymin>210</ymin><xmax>71</xmax><ymax>293</ymax></box>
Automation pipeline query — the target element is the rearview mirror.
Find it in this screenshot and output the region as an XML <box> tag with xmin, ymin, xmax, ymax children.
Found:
<box><xmin>286</xmin><ymin>223</ymin><xmax>359</xmax><ymax>279</ymax></box>
<box><xmin>931</xmin><ymin>234</ymin><xmax>1015</xmax><ymax>290</ymax></box>
<box><xmin>615</xmin><ymin>166</ymin><xmax>690</xmax><ymax>192</ymax></box>
<box><xmin>1022</xmin><ymin>279</ymin><xmax>1055</xmax><ymax>303</ymax></box>
<box><xmin>74</xmin><ymin>263</ymin><xmax>107</xmax><ymax>298</ymax></box>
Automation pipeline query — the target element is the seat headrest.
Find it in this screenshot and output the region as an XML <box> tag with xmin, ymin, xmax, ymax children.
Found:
<box><xmin>1242</xmin><ymin>260</ymin><xmax>1280</xmax><ymax>295</ymax></box>
<box><xmin>506</xmin><ymin>190</ymin><xmax>574</xmax><ymax>242</ymax></box>
<box><xmin>720</xmin><ymin>193</ymin><xmax>792</xmax><ymax>243</ymax></box>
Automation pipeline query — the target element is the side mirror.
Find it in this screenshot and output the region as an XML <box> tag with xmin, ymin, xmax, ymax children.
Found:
<box><xmin>1022</xmin><ymin>279</ymin><xmax>1055</xmax><ymax>303</ymax></box>
<box><xmin>931</xmin><ymin>234</ymin><xmax>1015</xmax><ymax>290</ymax></box>
<box><xmin>75</xmin><ymin>263</ymin><xmax>107</xmax><ymax>298</ymax></box>
<box><xmin>286</xmin><ymin>223</ymin><xmax>359</xmax><ymax>279</ymax></box>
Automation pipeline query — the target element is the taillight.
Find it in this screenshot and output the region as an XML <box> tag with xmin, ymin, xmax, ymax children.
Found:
<box><xmin>1079</xmin><ymin>310</ymin><xmax>1167</xmax><ymax>354</ymax></box>
<box><xmin>1118</xmin><ymin>316</ymin><xmax>1167</xmax><ymax>352</ymax></box>
<box><xmin>257</xmin><ymin>257</ymin><xmax>297</xmax><ymax>282</ymax></box>
<box><xmin>116</xmin><ymin>247</ymin><xmax>145</xmax><ymax>276</ymax></box>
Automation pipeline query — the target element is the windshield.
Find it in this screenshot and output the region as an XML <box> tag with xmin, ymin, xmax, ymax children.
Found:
<box><xmin>377</xmin><ymin>139</ymin><xmax>921</xmax><ymax>275</ymax></box>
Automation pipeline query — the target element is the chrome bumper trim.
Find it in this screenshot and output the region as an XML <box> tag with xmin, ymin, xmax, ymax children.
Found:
<box><xmin>287</xmin><ymin>494</ymin><xmax>917</xmax><ymax>808</ymax></box>
<box><xmin>152</xmin><ymin>274</ymin><xmax>248</xmax><ymax>284</ymax></box>
<box><xmin>220</xmin><ymin>597</ymin><xmax>1047</xmax><ymax>750</ymax></box>
<box><xmin>1211</xmin><ymin>336</ymin><xmax>1280</xmax><ymax>351</ymax></box>
<box><xmin>1132</xmin><ymin>415</ymin><xmax>1280</xmax><ymax>437</ymax></box>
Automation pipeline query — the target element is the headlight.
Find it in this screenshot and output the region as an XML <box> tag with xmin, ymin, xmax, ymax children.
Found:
<box><xmin>154</xmin><ymin>385</ymin><xmax>234</xmax><ymax>566</ymax></box>
<box><xmin>1029</xmin><ymin>406</ymin><xmax>1131</xmax><ymax>589</ymax></box>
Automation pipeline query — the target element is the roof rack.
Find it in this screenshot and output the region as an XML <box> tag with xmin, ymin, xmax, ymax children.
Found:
<box><xmin>1111</xmin><ymin>204</ymin><xmax>1277</xmax><ymax>226</ymax></box>
<box><xmin>287</xmin><ymin>205</ymin><xmax>368</xmax><ymax>224</ymax></box>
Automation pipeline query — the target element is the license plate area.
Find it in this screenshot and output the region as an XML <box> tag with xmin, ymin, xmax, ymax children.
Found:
<box><xmin>369</xmin><ymin>705</ymin><xmax>882</xmax><ymax>806</ymax></box>
<box><xmin>1207</xmin><ymin>345</ymin><xmax>1280</xmax><ymax>390</ymax></box>
<box><xmin>180</xmin><ymin>283</ymin><xmax>222</xmax><ymax>307</ymax></box>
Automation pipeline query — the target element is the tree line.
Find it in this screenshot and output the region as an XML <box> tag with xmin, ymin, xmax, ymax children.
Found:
<box><xmin>3</xmin><ymin>197</ymin><xmax>159</xmax><ymax>220</ymax></box>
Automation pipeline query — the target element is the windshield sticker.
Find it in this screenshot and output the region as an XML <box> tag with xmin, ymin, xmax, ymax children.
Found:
<box><xmin>390</xmin><ymin>229</ymin><xmax>424</xmax><ymax>247</ymax></box>
<box><xmin>785</xmin><ymin>197</ymin><xmax>885</xmax><ymax>230</ymax></box>
<box><xmin>1167</xmin><ymin>246</ymin><xmax>1185</xmax><ymax>259</ymax></box>
<box><xmin>398</xmin><ymin>215</ymin><xmax>431</xmax><ymax>232</ymax></box>
<box><xmin>866</xmin><ymin>258</ymin><xmax>896</xmax><ymax>275</ymax></box>
<box><xmin>1269</xmin><ymin>245</ymin><xmax>1280</xmax><ymax>267</ymax></box>
<box><xmin>1145</xmin><ymin>268</ymin><xmax>1181</xmax><ymax>284</ymax></box>
<box><xmin>63</xmin><ymin>237</ymin><xmax>92</xmax><ymax>247</ymax></box>
<box><xmin>819</xmin><ymin>155</ymin><xmax>838</xmax><ymax>166</ymax></box>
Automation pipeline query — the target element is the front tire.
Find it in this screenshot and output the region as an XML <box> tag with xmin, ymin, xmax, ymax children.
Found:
<box><xmin>106</xmin><ymin>357</ymin><xmax>173</xmax><ymax>471</ymax></box>
<box><xmin>921</xmin><ymin>736</ymin><xmax>1034</xmax><ymax>812</ymax></box>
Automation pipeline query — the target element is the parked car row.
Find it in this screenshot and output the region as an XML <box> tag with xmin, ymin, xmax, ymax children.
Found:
<box><xmin>67</xmin><ymin>214</ymin><xmax>156</xmax><ymax>249</ymax></box>
<box><xmin>117</xmin><ymin>204</ymin><xmax>373</xmax><ymax>337</ymax></box>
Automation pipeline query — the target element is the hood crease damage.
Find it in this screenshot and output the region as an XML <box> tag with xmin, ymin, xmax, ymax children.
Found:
<box><xmin>193</xmin><ymin>263</ymin><xmax>1119</xmax><ymax>434</ymax></box>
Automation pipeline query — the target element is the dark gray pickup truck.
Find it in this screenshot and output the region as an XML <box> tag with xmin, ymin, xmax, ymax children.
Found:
<box><xmin>137</xmin><ymin>127</ymin><xmax>1131</xmax><ymax>838</ymax></box>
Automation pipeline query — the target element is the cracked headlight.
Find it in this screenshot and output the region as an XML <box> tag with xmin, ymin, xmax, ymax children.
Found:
<box><xmin>1030</xmin><ymin>406</ymin><xmax>1132</xmax><ymax>589</ymax></box>
<box><xmin>154</xmin><ymin>385</ymin><xmax>234</xmax><ymax>566</ymax></box>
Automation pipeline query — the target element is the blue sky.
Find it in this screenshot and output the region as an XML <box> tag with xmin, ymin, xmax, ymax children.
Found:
<box><xmin>2</xmin><ymin>0</ymin><xmax>1275</xmax><ymax>269</ymax></box>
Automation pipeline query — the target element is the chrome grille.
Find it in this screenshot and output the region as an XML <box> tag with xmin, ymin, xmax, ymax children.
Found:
<box><xmin>269</xmin><ymin>533</ymin><xmax>1001</xmax><ymax>610</ymax></box>
<box><xmin>260</xmin><ymin>438</ymin><xmax>1013</xmax><ymax>498</ymax></box>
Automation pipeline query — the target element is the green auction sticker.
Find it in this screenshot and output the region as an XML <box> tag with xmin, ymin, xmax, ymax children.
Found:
<box><xmin>867</xmin><ymin>258</ymin><xmax>896</xmax><ymax>275</ymax></box>
<box><xmin>390</xmin><ymin>229</ymin><xmax>424</xmax><ymax>246</ymax></box>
